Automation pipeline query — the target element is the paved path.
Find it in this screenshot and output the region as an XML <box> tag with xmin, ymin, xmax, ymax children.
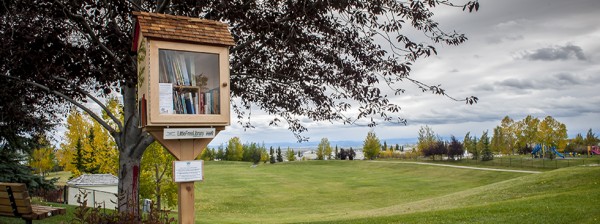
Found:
<box><xmin>369</xmin><ymin>161</ymin><xmax>542</xmax><ymax>174</ymax></box>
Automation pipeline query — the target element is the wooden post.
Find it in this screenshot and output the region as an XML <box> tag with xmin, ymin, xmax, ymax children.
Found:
<box><xmin>147</xmin><ymin>128</ymin><xmax>219</xmax><ymax>224</ymax></box>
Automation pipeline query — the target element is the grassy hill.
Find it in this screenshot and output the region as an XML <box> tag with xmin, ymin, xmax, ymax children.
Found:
<box><xmin>197</xmin><ymin>160</ymin><xmax>554</xmax><ymax>223</ymax></box>
<box><xmin>315</xmin><ymin>164</ymin><xmax>600</xmax><ymax>223</ymax></box>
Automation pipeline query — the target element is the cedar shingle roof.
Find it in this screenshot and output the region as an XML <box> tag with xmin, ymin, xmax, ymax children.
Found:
<box><xmin>133</xmin><ymin>11</ymin><xmax>235</xmax><ymax>47</ymax></box>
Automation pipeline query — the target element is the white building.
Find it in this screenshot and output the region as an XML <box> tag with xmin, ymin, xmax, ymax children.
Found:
<box><xmin>67</xmin><ymin>174</ymin><xmax>118</xmax><ymax>209</ymax></box>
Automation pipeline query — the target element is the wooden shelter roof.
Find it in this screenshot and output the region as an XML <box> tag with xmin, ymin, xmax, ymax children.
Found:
<box><xmin>133</xmin><ymin>11</ymin><xmax>235</xmax><ymax>49</ymax></box>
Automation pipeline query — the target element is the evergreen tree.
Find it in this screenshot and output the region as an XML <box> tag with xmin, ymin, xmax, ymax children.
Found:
<box><xmin>248</xmin><ymin>143</ymin><xmax>262</xmax><ymax>165</ymax></box>
<box><xmin>269</xmin><ymin>147</ymin><xmax>276</xmax><ymax>164</ymax></box>
<box><xmin>276</xmin><ymin>147</ymin><xmax>284</xmax><ymax>162</ymax></box>
<box><xmin>216</xmin><ymin>145</ymin><xmax>225</xmax><ymax>161</ymax></box>
<box><xmin>71</xmin><ymin>138</ymin><xmax>84</xmax><ymax>176</ymax></box>
<box><xmin>0</xmin><ymin>144</ymin><xmax>57</xmax><ymax>192</ymax></box>
<box><xmin>348</xmin><ymin>148</ymin><xmax>356</xmax><ymax>160</ymax></box>
<box><xmin>82</xmin><ymin>129</ymin><xmax>100</xmax><ymax>174</ymax></box>
<box><xmin>339</xmin><ymin>148</ymin><xmax>347</xmax><ymax>160</ymax></box>
<box><xmin>585</xmin><ymin>129</ymin><xmax>599</xmax><ymax>146</ymax></box>
<box><xmin>479</xmin><ymin>131</ymin><xmax>493</xmax><ymax>161</ymax></box>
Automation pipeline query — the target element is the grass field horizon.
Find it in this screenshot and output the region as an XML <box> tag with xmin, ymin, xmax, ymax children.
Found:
<box><xmin>195</xmin><ymin>160</ymin><xmax>600</xmax><ymax>223</ymax></box>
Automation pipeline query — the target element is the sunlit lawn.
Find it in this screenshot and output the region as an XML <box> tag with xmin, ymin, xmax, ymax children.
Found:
<box><xmin>196</xmin><ymin>160</ymin><xmax>528</xmax><ymax>223</ymax></box>
<box><xmin>2</xmin><ymin>160</ymin><xmax>598</xmax><ymax>223</ymax></box>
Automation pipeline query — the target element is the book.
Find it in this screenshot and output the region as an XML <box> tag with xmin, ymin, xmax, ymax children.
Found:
<box><xmin>178</xmin><ymin>54</ymin><xmax>190</xmax><ymax>86</ymax></box>
<box><xmin>205</xmin><ymin>91</ymin><xmax>211</xmax><ymax>114</ymax></box>
<box><xmin>199</xmin><ymin>92</ymin><xmax>205</xmax><ymax>114</ymax></box>
<box><xmin>211</xmin><ymin>88</ymin><xmax>219</xmax><ymax>114</ymax></box>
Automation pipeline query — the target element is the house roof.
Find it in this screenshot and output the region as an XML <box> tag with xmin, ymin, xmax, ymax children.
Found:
<box><xmin>132</xmin><ymin>11</ymin><xmax>235</xmax><ymax>49</ymax></box>
<box><xmin>67</xmin><ymin>174</ymin><xmax>118</xmax><ymax>186</ymax></box>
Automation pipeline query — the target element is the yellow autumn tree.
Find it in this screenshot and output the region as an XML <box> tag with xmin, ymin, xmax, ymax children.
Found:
<box><xmin>57</xmin><ymin>109</ymin><xmax>90</xmax><ymax>177</ymax></box>
<box><xmin>57</xmin><ymin>98</ymin><xmax>121</xmax><ymax>177</ymax></box>
<box><xmin>140</xmin><ymin>142</ymin><xmax>178</xmax><ymax>209</ymax></box>
<box><xmin>29</xmin><ymin>136</ymin><xmax>56</xmax><ymax>176</ymax></box>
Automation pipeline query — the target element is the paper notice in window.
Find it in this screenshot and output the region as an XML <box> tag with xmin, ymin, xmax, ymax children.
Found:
<box><xmin>159</xmin><ymin>83</ymin><xmax>174</xmax><ymax>114</ymax></box>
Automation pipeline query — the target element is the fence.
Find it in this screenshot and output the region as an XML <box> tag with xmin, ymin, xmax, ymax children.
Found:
<box><xmin>67</xmin><ymin>186</ymin><xmax>118</xmax><ymax>209</ymax></box>
<box><xmin>453</xmin><ymin>156</ymin><xmax>600</xmax><ymax>169</ymax></box>
<box><xmin>385</xmin><ymin>154</ymin><xmax>600</xmax><ymax>170</ymax></box>
<box><xmin>31</xmin><ymin>185</ymin><xmax>67</xmax><ymax>203</ymax></box>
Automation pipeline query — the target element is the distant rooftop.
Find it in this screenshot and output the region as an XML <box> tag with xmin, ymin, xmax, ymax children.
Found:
<box><xmin>67</xmin><ymin>174</ymin><xmax>118</xmax><ymax>186</ymax></box>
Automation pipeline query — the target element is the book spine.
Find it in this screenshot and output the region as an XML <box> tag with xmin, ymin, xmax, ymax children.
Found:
<box><xmin>188</xmin><ymin>92</ymin><xmax>195</xmax><ymax>114</ymax></box>
<box><xmin>179</xmin><ymin>54</ymin><xmax>190</xmax><ymax>86</ymax></box>
<box><xmin>190</xmin><ymin>59</ymin><xmax>196</xmax><ymax>86</ymax></box>
<box><xmin>205</xmin><ymin>91</ymin><xmax>211</xmax><ymax>114</ymax></box>
<box><xmin>199</xmin><ymin>92</ymin><xmax>205</xmax><ymax>114</ymax></box>
<box><xmin>180</xmin><ymin>94</ymin><xmax>187</xmax><ymax>114</ymax></box>
<box><xmin>192</xmin><ymin>92</ymin><xmax>198</xmax><ymax>114</ymax></box>
<box><xmin>212</xmin><ymin>89</ymin><xmax>219</xmax><ymax>114</ymax></box>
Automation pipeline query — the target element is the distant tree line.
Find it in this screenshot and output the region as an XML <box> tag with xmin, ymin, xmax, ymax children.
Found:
<box><xmin>414</xmin><ymin>115</ymin><xmax>598</xmax><ymax>161</ymax></box>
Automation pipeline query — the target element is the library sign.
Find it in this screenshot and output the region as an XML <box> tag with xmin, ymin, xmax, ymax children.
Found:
<box><xmin>132</xmin><ymin>12</ymin><xmax>234</xmax><ymax>224</ymax></box>
<box><xmin>164</xmin><ymin>128</ymin><xmax>216</xmax><ymax>139</ymax></box>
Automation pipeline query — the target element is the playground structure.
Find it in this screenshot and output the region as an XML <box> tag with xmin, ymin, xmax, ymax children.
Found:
<box><xmin>531</xmin><ymin>144</ymin><xmax>565</xmax><ymax>159</ymax></box>
<box><xmin>589</xmin><ymin>146</ymin><xmax>600</xmax><ymax>155</ymax></box>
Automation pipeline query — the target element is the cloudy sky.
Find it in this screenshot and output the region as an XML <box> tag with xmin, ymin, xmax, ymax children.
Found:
<box><xmin>210</xmin><ymin>0</ymin><xmax>600</xmax><ymax>146</ymax></box>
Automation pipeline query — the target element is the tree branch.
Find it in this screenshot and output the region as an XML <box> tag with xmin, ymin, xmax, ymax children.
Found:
<box><xmin>230</xmin><ymin>35</ymin><xmax>259</xmax><ymax>54</ymax></box>
<box><xmin>157</xmin><ymin>0</ymin><xmax>171</xmax><ymax>13</ymax></box>
<box><xmin>126</xmin><ymin>0</ymin><xmax>143</xmax><ymax>11</ymax></box>
<box><xmin>80</xmin><ymin>90</ymin><xmax>124</xmax><ymax>132</ymax></box>
<box><xmin>52</xmin><ymin>0</ymin><xmax>120</xmax><ymax>63</ymax></box>
<box><xmin>50</xmin><ymin>76</ymin><xmax>123</xmax><ymax>131</ymax></box>
<box><xmin>0</xmin><ymin>74</ymin><xmax>118</xmax><ymax>136</ymax></box>
<box><xmin>132</xmin><ymin>134</ymin><xmax>154</xmax><ymax>158</ymax></box>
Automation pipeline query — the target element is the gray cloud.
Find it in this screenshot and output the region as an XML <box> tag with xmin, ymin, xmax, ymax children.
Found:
<box><xmin>492</xmin><ymin>73</ymin><xmax>587</xmax><ymax>90</ymax></box>
<box><xmin>553</xmin><ymin>72</ymin><xmax>583</xmax><ymax>85</ymax></box>
<box><xmin>496</xmin><ymin>78</ymin><xmax>535</xmax><ymax>89</ymax></box>
<box><xmin>474</xmin><ymin>84</ymin><xmax>495</xmax><ymax>91</ymax></box>
<box><xmin>521</xmin><ymin>44</ymin><xmax>587</xmax><ymax>61</ymax></box>
<box><xmin>486</xmin><ymin>35</ymin><xmax>524</xmax><ymax>44</ymax></box>
<box><xmin>473</xmin><ymin>72</ymin><xmax>589</xmax><ymax>93</ymax></box>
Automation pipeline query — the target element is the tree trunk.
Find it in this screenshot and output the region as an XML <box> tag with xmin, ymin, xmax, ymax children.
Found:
<box><xmin>118</xmin><ymin>156</ymin><xmax>141</xmax><ymax>216</ymax></box>
<box><xmin>155</xmin><ymin>164</ymin><xmax>162</xmax><ymax>209</ymax></box>
<box><xmin>116</xmin><ymin>85</ymin><xmax>154</xmax><ymax>215</ymax></box>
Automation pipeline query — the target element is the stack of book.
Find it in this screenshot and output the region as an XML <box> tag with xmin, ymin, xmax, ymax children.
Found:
<box><xmin>159</xmin><ymin>50</ymin><xmax>219</xmax><ymax>114</ymax></box>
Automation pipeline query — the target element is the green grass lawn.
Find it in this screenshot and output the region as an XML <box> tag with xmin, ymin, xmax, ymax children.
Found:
<box><xmin>196</xmin><ymin>160</ymin><xmax>529</xmax><ymax>223</ymax></box>
<box><xmin>2</xmin><ymin>160</ymin><xmax>598</xmax><ymax>223</ymax></box>
<box><xmin>46</xmin><ymin>170</ymin><xmax>72</xmax><ymax>185</ymax></box>
<box><xmin>315</xmin><ymin>164</ymin><xmax>600</xmax><ymax>224</ymax></box>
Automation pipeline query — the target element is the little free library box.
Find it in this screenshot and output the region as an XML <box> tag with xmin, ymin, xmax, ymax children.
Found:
<box><xmin>133</xmin><ymin>12</ymin><xmax>235</xmax><ymax>128</ymax></box>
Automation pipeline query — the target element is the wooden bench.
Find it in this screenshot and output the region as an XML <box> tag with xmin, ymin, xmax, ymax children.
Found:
<box><xmin>0</xmin><ymin>182</ymin><xmax>66</xmax><ymax>224</ymax></box>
